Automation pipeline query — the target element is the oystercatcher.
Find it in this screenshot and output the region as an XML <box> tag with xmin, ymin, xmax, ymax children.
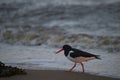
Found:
<box><xmin>56</xmin><ymin>45</ymin><xmax>101</xmax><ymax>73</ymax></box>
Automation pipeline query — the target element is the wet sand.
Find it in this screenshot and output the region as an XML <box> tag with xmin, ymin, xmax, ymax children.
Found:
<box><xmin>0</xmin><ymin>70</ymin><xmax>119</xmax><ymax>80</ymax></box>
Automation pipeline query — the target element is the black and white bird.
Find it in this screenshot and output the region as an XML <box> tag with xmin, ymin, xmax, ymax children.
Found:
<box><xmin>56</xmin><ymin>45</ymin><xmax>101</xmax><ymax>73</ymax></box>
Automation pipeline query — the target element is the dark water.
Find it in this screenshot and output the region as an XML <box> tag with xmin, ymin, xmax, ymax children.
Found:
<box><xmin>0</xmin><ymin>0</ymin><xmax>120</xmax><ymax>52</ymax></box>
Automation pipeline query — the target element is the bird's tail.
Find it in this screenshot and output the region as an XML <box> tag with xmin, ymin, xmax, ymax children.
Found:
<box><xmin>95</xmin><ymin>55</ymin><xmax>101</xmax><ymax>60</ymax></box>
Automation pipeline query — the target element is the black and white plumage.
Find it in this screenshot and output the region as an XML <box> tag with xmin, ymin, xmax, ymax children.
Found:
<box><xmin>56</xmin><ymin>45</ymin><xmax>101</xmax><ymax>72</ymax></box>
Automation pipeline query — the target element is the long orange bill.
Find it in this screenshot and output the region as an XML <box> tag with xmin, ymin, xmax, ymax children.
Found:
<box><xmin>56</xmin><ymin>48</ymin><xmax>64</xmax><ymax>54</ymax></box>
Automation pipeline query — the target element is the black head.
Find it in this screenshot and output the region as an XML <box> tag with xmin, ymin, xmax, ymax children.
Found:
<box><xmin>56</xmin><ymin>44</ymin><xmax>72</xmax><ymax>54</ymax></box>
<box><xmin>63</xmin><ymin>45</ymin><xmax>72</xmax><ymax>51</ymax></box>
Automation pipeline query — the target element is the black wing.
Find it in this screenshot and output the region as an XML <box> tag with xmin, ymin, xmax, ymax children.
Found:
<box><xmin>70</xmin><ymin>48</ymin><xmax>101</xmax><ymax>59</ymax></box>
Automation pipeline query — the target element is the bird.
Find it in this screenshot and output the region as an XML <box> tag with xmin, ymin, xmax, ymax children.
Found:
<box><xmin>55</xmin><ymin>44</ymin><xmax>101</xmax><ymax>73</ymax></box>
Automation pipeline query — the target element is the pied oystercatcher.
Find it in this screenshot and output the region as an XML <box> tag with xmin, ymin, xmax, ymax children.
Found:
<box><xmin>56</xmin><ymin>45</ymin><xmax>101</xmax><ymax>73</ymax></box>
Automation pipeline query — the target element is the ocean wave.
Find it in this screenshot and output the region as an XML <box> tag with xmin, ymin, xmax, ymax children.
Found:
<box><xmin>0</xmin><ymin>0</ymin><xmax>120</xmax><ymax>53</ymax></box>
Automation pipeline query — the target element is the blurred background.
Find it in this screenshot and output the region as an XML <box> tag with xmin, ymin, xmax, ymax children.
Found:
<box><xmin>0</xmin><ymin>0</ymin><xmax>120</xmax><ymax>78</ymax></box>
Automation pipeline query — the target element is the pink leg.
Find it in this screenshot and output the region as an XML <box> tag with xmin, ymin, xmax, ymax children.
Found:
<box><xmin>68</xmin><ymin>63</ymin><xmax>77</xmax><ymax>71</ymax></box>
<box><xmin>80</xmin><ymin>62</ymin><xmax>84</xmax><ymax>73</ymax></box>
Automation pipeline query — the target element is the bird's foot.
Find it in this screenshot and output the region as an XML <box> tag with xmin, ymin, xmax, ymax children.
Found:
<box><xmin>81</xmin><ymin>71</ymin><xmax>85</xmax><ymax>73</ymax></box>
<box><xmin>65</xmin><ymin>70</ymin><xmax>72</xmax><ymax>72</ymax></box>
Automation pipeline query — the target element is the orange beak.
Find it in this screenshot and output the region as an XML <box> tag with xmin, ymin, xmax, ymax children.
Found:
<box><xmin>56</xmin><ymin>48</ymin><xmax>64</xmax><ymax>54</ymax></box>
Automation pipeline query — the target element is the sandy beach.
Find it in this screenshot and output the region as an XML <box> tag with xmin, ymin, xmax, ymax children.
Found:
<box><xmin>0</xmin><ymin>70</ymin><xmax>119</xmax><ymax>80</ymax></box>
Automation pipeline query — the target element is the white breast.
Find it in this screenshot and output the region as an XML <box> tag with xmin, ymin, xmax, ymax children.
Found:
<box><xmin>66</xmin><ymin>51</ymin><xmax>75</xmax><ymax>62</ymax></box>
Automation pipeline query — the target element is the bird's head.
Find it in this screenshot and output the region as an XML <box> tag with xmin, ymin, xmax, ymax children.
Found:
<box><xmin>56</xmin><ymin>45</ymin><xmax>72</xmax><ymax>54</ymax></box>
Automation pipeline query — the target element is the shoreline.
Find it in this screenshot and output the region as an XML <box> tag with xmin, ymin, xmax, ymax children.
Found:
<box><xmin>0</xmin><ymin>43</ymin><xmax>120</xmax><ymax>79</ymax></box>
<box><xmin>0</xmin><ymin>69</ymin><xmax>119</xmax><ymax>80</ymax></box>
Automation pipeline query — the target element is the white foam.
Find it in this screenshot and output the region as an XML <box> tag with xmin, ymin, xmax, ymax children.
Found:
<box><xmin>0</xmin><ymin>43</ymin><xmax>120</xmax><ymax>78</ymax></box>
